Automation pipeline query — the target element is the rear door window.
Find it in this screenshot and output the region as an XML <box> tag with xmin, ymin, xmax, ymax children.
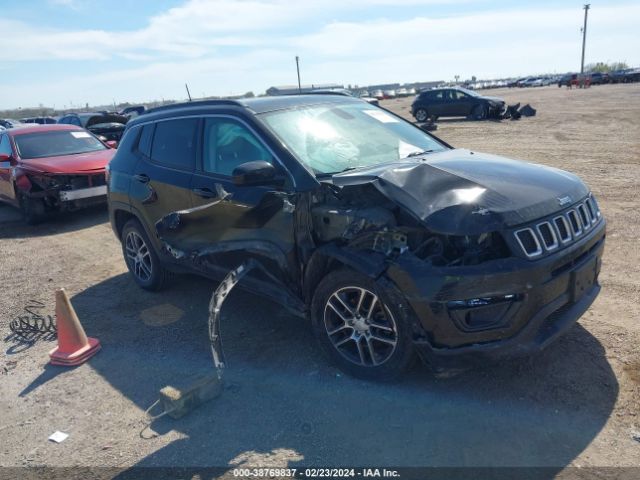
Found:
<box><xmin>150</xmin><ymin>118</ymin><xmax>198</xmax><ymax>171</ymax></box>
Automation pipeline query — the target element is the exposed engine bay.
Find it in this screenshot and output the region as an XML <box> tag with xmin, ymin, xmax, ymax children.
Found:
<box><xmin>309</xmin><ymin>182</ymin><xmax>510</xmax><ymax>267</ymax></box>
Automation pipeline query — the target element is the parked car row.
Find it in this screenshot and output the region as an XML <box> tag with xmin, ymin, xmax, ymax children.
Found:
<box><xmin>506</xmin><ymin>76</ymin><xmax>559</xmax><ymax>88</ymax></box>
<box><xmin>368</xmin><ymin>88</ymin><xmax>417</xmax><ymax>100</ymax></box>
<box><xmin>609</xmin><ymin>68</ymin><xmax>640</xmax><ymax>83</ymax></box>
<box><xmin>0</xmin><ymin>119</ymin><xmax>23</xmax><ymax>129</ymax></box>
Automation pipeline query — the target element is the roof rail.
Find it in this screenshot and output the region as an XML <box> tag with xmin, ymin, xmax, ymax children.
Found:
<box><xmin>145</xmin><ymin>99</ymin><xmax>244</xmax><ymax>115</ymax></box>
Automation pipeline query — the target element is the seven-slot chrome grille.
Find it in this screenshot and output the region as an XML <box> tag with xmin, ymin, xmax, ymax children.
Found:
<box><xmin>514</xmin><ymin>196</ymin><xmax>602</xmax><ymax>258</ymax></box>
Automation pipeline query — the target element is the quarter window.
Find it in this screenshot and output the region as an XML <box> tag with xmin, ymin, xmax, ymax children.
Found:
<box><xmin>137</xmin><ymin>124</ymin><xmax>154</xmax><ymax>157</ymax></box>
<box><xmin>150</xmin><ymin>118</ymin><xmax>198</xmax><ymax>170</ymax></box>
<box><xmin>202</xmin><ymin>118</ymin><xmax>273</xmax><ymax>176</ymax></box>
<box><xmin>0</xmin><ymin>134</ymin><xmax>12</xmax><ymax>156</ymax></box>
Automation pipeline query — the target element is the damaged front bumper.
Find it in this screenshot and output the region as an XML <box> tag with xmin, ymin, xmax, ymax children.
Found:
<box><xmin>58</xmin><ymin>185</ymin><xmax>107</xmax><ymax>201</ymax></box>
<box><xmin>385</xmin><ymin>219</ymin><xmax>606</xmax><ymax>370</ymax></box>
<box><xmin>22</xmin><ymin>173</ymin><xmax>108</xmax><ymax>211</ymax></box>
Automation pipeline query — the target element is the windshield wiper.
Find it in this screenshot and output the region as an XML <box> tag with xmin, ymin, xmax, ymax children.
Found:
<box><xmin>315</xmin><ymin>166</ymin><xmax>363</xmax><ymax>178</ymax></box>
<box><xmin>404</xmin><ymin>149</ymin><xmax>436</xmax><ymax>158</ymax></box>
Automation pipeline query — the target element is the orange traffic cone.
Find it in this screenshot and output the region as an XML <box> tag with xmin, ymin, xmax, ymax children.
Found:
<box><xmin>49</xmin><ymin>288</ymin><xmax>101</xmax><ymax>366</ymax></box>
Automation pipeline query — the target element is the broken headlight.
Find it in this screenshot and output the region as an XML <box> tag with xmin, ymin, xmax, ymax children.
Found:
<box><xmin>411</xmin><ymin>232</ymin><xmax>511</xmax><ymax>266</ymax></box>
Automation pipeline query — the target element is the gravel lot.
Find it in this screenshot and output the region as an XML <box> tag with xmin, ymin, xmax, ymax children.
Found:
<box><xmin>1</xmin><ymin>83</ymin><xmax>639</xmax><ymax>477</ymax></box>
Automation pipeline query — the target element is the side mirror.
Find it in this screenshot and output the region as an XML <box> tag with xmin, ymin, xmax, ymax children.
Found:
<box><xmin>232</xmin><ymin>161</ymin><xmax>283</xmax><ymax>187</ymax></box>
<box><xmin>105</xmin><ymin>140</ymin><xmax>118</xmax><ymax>149</ymax></box>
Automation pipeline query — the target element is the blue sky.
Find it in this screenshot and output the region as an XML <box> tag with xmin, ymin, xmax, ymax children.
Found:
<box><xmin>2</xmin><ymin>0</ymin><xmax>639</xmax><ymax>109</ymax></box>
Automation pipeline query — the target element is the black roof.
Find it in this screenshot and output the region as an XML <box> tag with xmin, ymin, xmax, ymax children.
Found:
<box><xmin>126</xmin><ymin>95</ymin><xmax>364</xmax><ymax>129</ymax></box>
<box><xmin>141</xmin><ymin>95</ymin><xmax>362</xmax><ymax>118</ymax></box>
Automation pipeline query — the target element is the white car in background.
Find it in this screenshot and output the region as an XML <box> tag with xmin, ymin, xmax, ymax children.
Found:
<box><xmin>523</xmin><ymin>77</ymin><xmax>544</xmax><ymax>87</ymax></box>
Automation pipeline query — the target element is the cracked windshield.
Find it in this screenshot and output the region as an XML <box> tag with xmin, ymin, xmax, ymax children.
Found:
<box><xmin>261</xmin><ymin>102</ymin><xmax>446</xmax><ymax>174</ymax></box>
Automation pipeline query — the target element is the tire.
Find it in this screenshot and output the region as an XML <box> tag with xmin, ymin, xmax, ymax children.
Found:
<box><xmin>311</xmin><ymin>268</ymin><xmax>416</xmax><ymax>381</ymax></box>
<box><xmin>19</xmin><ymin>194</ymin><xmax>45</xmax><ymax>225</ymax></box>
<box><xmin>414</xmin><ymin>108</ymin><xmax>429</xmax><ymax>122</ymax></box>
<box><xmin>471</xmin><ymin>104</ymin><xmax>487</xmax><ymax>120</ymax></box>
<box><xmin>121</xmin><ymin>218</ymin><xmax>168</xmax><ymax>291</ymax></box>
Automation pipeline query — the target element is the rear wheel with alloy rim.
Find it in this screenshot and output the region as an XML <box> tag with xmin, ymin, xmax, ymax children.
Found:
<box><xmin>311</xmin><ymin>268</ymin><xmax>415</xmax><ymax>380</ymax></box>
<box><xmin>121</xmin><ymin>219</ymin><xmax>168</xmax><ymax>290</ymax></box>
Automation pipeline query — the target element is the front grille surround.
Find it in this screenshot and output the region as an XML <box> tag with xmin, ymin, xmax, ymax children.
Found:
<box><xmin>513</xmin><ymin>195</ymin><xmax>602</xmax><ymax>259</ymax></box>
<box><xmin>514</xmin><ymin>227</ymin><xmax>542</xmax><ymax>257</ymax></box>
<box><xmin>553</xmin><ymin>215</ymin><xmax>572</xmax><ymax>243</ymax></box>
<box><xmin>536</xmin><ymin>222</ymin><xmax>559</xmax><ymax>251</ymax></box>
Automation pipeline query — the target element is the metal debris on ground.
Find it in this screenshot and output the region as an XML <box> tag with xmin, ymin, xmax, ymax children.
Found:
<box><xmin>498</xmin><ymin>103</ymin><xmax>537</xmax><ymax>120</ymax></box>
<box><xmin>48</xmin><ymin>431</ymin><xmax>69</xmax><ymax>443</ymax></box>
<box><xmin>208</xmin><ymin>260</ymin><xmax>259</xmax><ymax>377</ymax></box>
<box><xmin>501</xmin><ymin>103</ymin><xmax>521</xmax><ymax>120</ymax></box>
<box><xmin>415</xmin><ymin>121</ymin><xmax>437</xmax><ymax>132</ymax></box>
<box><xmin>142</xmin><ymin>260</ymin><xmax>260</xmax><ymax>430</ymax></box>
<box><xmin>8</xmin><ymin>300</ymin><xmax>57</xmax><ymax>343</ymax></box>
<box><xmin>519</xmin><ymin>104</ymin><xmax>537</xmax><ymax>117</ymax></box>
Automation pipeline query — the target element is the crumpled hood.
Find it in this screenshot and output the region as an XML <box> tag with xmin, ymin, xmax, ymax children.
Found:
<box><xmin>330</xmin><ymin>149</ymin><xmax>589</xmax><ymax>234</ymax></box>
<box><xmin>20</xmin><ymin>148</ymin><xmax>114</xmax><ymax>174</ymax></box>
<box><xmin>88</xmin><ymin>122</ymin><xmax>126</xmax><ymax>133</ymax></box>
<box><xmin>85</xmin><ymin>115</ymin><xmax>128</xmax><ymax>128</ymax></box>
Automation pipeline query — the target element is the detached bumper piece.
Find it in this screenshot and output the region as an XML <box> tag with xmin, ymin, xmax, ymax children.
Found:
<box><xmin>59</xmin><ymin>185</ymin><xmax>107</xmax><ymax>201</ymax></box>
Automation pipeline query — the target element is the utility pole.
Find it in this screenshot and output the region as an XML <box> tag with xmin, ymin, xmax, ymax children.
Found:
<box><xmin>580</xmin><ymin>4</ymin><xmax>590</xmax><ymax>74</ymax></box>
<box><xmin>295</xmin><ymin>56</ymin><xmax>302</xmax><ymax>94</ymax></box>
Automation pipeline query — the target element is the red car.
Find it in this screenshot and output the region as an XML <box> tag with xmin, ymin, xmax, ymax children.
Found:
<box><xmin>0</xmin><ymin>124</ymin><xmax>116</xmax><ymax>224</ymax></box>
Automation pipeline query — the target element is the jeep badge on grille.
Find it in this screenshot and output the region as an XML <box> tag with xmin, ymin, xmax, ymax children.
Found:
<box><xmin>557</xmin><ymin>196</ymin><xmax>572</xmax><ymax>206</ymax></box>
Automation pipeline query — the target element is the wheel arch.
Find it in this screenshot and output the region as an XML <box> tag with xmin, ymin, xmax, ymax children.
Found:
<box><xmin>113</xmin><ymin>208</ymin><xmax>136</xmax><ymax>239</ymax></box>
<box><xmin>303</xmin><ymin>244</ymin><xmax>388</xmax><ymax>304</ymax></box>
<box><xmin>111</xmin><ymin>205</ymin><xmax>164</xmax><ymax>254</ymax></box>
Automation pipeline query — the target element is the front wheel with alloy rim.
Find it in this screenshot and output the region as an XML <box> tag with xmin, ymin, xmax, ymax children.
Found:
<box><xmin>19</xmin><ymin>194</ymin><xmax>45</xmax><ymax>225</ymax></box>
<box><xmin>471</xmin><ymin>104</ymin><xmax>487</xmax><ymax>120</ymax></box>
<box><xmin>414</xmin><ymin>108</ymin><xmax>429</xmax><ymax>122</ymax></box>
<box><xmin>121</xmin><ymin>219</ymin><xmax>168</xmax><ymax>291</ymax></box>
<box><xmin>311</xmin><ymin>268</ymin><xmax>416</xmax><ymax>380</ymax></box>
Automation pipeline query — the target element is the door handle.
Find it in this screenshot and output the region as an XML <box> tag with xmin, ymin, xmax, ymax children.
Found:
<box><xmin>192</xmin><ymin>187</ymin><xmax>217</xmax><ymax>198</ymax></box>
<box><xmin>133</xmin><ymin>174</ymin><xmax>150</xmax><ymax>183</ymax></box>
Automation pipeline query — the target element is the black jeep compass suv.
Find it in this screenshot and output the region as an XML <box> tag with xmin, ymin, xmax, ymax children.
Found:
<box><xmin>107</xmin><ymin>95</ymin><xmax>605</xmax><ymax>380</ymax></box>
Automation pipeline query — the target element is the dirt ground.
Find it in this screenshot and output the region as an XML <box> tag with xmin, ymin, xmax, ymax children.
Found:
<box><xmin>1</xmin><ymin>83</ymin><xmax>639</xmax><ymax>478</ymax></box>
